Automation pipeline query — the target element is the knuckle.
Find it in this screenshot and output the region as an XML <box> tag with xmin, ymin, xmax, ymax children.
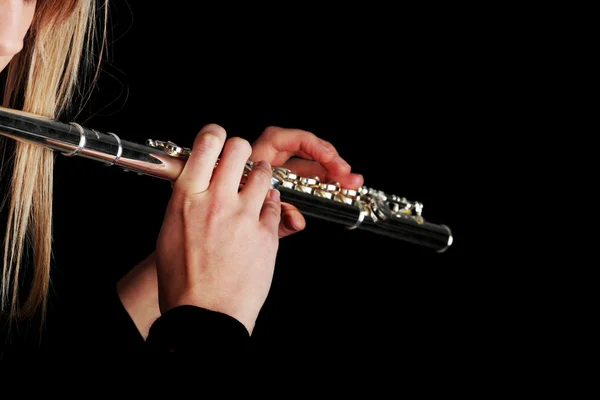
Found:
<box><xmin>181</xmin><ymin>195</ymin><xmax>225</xmax><ymax>222</ymax></box>
<box><xmin>175</xmin><ymin>195</ymin><xmax>198</xmax><ymax>221</ymax></box>
<box><xmin>303</xmin><ymin>129</ymin><xmax>317</xmax><ymax>139</ymax></box>
<box><xmin>228</xmin><ymin>137</ymin><xmax>252</xmax><ymax>154</ymax></box>
<box><xmin>196</xmin><ymin>132</ymin><xmax>223</xmax><ymax>151</ymax></box>
<box><xmin>320</xmin><ymin>139</ymin><xmax>336</xmax><ymax>153</ymax></box>
<box><xmin>228</xmin><ymin>136</ymin><xmax>250</xmax><ymax>147</ymax></box>
<box><xmin>169</xmin><ymin>186</ymin><xmax>194</xmax><ymax>208</ymax></box>
<box><xmin>252</xmin><ymin>163</ymin><xmax>273</xmax><ymax>182</ymax></box>
<box><xmin>201</xmin><ymin>123</ymin><xmax>226</xmax><ymax>137</ymax></box>
<box><xmin>205</xmin><ymin>199</ymin><xmax>225</xmax><ymax>220</ymax></box>
<box><xmin>180</xmin><ymin>196</ymin><xmax>196</xmax><ymax>214</ymax></box>
<box><xmin>262</xmin><ymin>126</ymin><xmax>281</xmax><ymax>137</ymax></box>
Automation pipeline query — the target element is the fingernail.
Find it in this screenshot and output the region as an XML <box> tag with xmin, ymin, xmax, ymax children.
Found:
<box><xmin>269</xmin><ymin>189</ymin><xmax>280</xmax><ymax>200</ymax></box>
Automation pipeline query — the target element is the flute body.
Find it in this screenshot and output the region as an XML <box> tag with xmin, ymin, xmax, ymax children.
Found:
<box><xmin>0</xmin><ymin>106</ymin><xmax>453</xmax><ymax>252</ymax></box>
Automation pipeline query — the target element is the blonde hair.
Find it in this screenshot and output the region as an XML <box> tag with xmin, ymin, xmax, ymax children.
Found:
<box><xmin>1</xmin><ymin>0</ymin><xmax>107</xmax><ymax>324</ymax></box>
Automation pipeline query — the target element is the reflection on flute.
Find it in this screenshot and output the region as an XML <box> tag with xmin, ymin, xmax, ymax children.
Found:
<box><xmin>0</xmin><ymin>106</ymin><xmax>453</xmax><ymax>252</ymax></box>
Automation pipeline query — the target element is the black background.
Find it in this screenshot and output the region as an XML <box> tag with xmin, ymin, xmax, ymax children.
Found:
<box><xmin>5</xmin><ymin>1</ymin><xmax>489</xmax><ymax>361</ymax></box>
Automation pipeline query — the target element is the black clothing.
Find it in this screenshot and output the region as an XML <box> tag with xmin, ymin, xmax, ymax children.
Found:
<box><xmin>1</xmin><ymin>284</ymin><xmax>250</xmax><ymax>356</ymax></box>
<box><xmin>145</xmin><ymin>305</ymin><xmax>251</xmax><ymax>353</ymax></box>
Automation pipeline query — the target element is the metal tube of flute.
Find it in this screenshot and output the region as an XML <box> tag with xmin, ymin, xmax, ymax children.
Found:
<box><xmin>0</xmin><ymin>106</ymin><xmax>453</xmax><ymax>252</ymax></box>
<box><xmin>0</xmin><ymin>107</ymin><xmax>186</xmax><ymax>180</ymax></box>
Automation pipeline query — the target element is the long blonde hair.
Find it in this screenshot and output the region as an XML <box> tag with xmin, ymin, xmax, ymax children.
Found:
<box><xmin>1</xmin><ymin>0</ymin><xmax>107</xmax><ymax>323</ymax></box>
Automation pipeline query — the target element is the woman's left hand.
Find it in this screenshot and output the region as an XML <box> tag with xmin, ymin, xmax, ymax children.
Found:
<box><xmin>117</xmin><ymin>125</ymin><xmax>363</xmax><ymax>339</ymax></box>
<box><xmin>251</xmin><ymin>126</ymin><xmax>364</xmax><ymax>237</ymax></box>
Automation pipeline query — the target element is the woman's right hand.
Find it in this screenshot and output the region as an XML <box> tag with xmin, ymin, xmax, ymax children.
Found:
<box><xmin>154</xmin><ymin>124</ymin><xmax>282</xmax><ymax>335</ymax></box>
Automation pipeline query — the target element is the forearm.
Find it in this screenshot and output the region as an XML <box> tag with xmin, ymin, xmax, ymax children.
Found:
<box><xmin>116</xmin><ymin>252</ymin><xmax>161</xmax><ymax>340</ymax></box>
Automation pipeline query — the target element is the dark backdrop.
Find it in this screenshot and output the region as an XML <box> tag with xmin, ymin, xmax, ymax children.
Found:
<box><xmin>7</xmin><ymin>2</ymin><xmax>484</xmax><ymax>361</ymax></box>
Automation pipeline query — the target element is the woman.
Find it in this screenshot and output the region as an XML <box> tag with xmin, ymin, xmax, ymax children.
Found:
<box><xmin>0</xmin><ymin>0</ymin><xmax>363</xmax><ymax>353</ymax></box>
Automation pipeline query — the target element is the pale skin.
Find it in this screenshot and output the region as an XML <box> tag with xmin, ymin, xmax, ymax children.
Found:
<box><xmin>118</xmin><ymin>126</ymin><xmax>363</xmax><ymax>337</ymax></box>
<box><xmin>1</xmin><ymin>0</ymin><xmax>364</xmax><ymax>336</ymax></box>
<box><xmin>0</xmin><ymin>0</ymin><xmax>36</xmax><ymax>72</ymax></box>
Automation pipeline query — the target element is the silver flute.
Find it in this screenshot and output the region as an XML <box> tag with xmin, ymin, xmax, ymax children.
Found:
<box><xmin>0</xmin><ymin>106</ymin><xmax>453</xmax><ymax>252</ymax></box>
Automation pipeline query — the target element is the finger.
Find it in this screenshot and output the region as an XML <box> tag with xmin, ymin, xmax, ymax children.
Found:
<box><xmin>240</xmin><ymin>160</ymin><xmax>274</xmax><ymax>214</ymax></box>
<box><xmin>211</xmin><ymin>137</ymin><xmax>252</xmax><ymax>196</ymax></box>
<box><xmin>282</xmin><ymin>158</ymin><xmax>364</xmax><ymax>189</ymax></box>
<box><xmin>175</xmin><ymin>124</ymin><xmax>226</xmax><ymax>195</ymax></box>
<box><xmin>260</xmin><ymin>189</ymin><xmax>282</xmax><ymax>231</ymax></box>
<box><xmin>251</xmin><ymin>127</ymin><xmax>351</xmax><ymax>176</ymax></box>
<box><xmin>279</xmin><ymin>203</ymin><xmax>306</xmax><ymax>238</ymax></box>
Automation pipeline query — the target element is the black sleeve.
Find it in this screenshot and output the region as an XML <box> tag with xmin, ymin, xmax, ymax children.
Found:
<box><xmin>145</xmin><ymin>306</ymin><xmax>251</xmax><ymax>353</ymax></box>
<box><xmin>49</xmin><ymin>283</ymin><xmax>147</xmax><ymax>353</ymax></box>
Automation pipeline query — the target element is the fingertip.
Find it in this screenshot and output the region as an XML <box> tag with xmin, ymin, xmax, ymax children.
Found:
<box><xmin>287</xmin><ymin>210</ymin><xmax>306</xmax><ymax>231</ymax></box>
<box><xmin>262</xmin><ymin>189</ymin><xmax>282</xmax><ymax>229</ymax></box>
<box><xmin>268</xmin><ymin>188</ymin><xmax>281</xmax><ymax>202</ymax></box>
<box><xmin>351</xmin><ymin>173</ymin><xmax>364</xmax><ymax>188</ymax></box>
<box><xmin>281</xmin><ymin>210</ymin><xmax>305</xmax><ymax>236</ymax></box>
<box><xmin>329</xmin><ymin>173</ymin><xmax>364</xmax><ymax>190</ymax></box>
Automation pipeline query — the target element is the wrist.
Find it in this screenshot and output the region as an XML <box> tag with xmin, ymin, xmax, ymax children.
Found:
<box><xmin>117</xmin><ymin>252</ymin><xmax>161</xmax><ymax>340</ymax></box>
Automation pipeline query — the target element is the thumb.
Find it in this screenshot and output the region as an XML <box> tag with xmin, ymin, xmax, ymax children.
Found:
<box><xmin>260</xmin><ymin>188</ymin><xmax>282</xmax><ymax>232</ymax></box>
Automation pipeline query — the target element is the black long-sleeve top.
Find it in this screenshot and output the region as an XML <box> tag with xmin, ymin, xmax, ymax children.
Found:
<box><xmin>79</xmin><ymin>286</ymin><xmax>254</xmax><ymax>354</ymax></box>
<box><xmin>145</xmin><ymin>305</ymin><xmax>251</xmax><ymax>353</ymax></box>
<box><xmin>0</xmin><ymin>280</ymin><xmax>253</xmax><ymax>357</ymax></box>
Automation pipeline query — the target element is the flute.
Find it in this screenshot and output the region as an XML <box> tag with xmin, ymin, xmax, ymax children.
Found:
<box><xmin>0</xmin><ymin>106</ymin><xmax>453</xmax><ymax>252</ymax></box>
